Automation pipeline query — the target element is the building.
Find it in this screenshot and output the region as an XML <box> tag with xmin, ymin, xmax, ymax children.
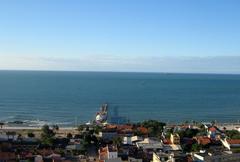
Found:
<box><xmin>123</xmin><ymin>136</ymin><xmax>143</xmax><ymax>145</ymax></box>
<box><xmin>153</xmin><ymin>152</ymin><xmax>188</xmax><ymax>162</ymax></box>
<box><xmin>207</xmin><ymin>126</ymin><xmax>223</xmax><ymax>139</ymax></box>
<box><xmin>207</xmin><ymin>127</ymin><xmax>217</xmax><ymax>139</ymax></box>
<box><xmin>194</xmin><ymin>152</ymin><xmax>240</xmax><ymax>162</ymax></box>
<box><xmin>98</xmin><ymin>128</ymin><xmax>118</xmax><ymax>141</ymax></box>
<box><xmin>221</xmin><ymin>138</ymin><xmax>240</xmax><ymax>151</ymax></box>
<box><xmin>195</xmin><ymin>136</ymin><xmax>211</xmax><ymax>146</ymax></box>
<box><xmin>99</xmin><ymin>145</ymin><xmax>118</xmax><ymax>161</ymax></box>
<box><xmin>163</xmin><ymin>144</ymin><xmax>182</xmax><ymax>153</ymax></box>
<box><xmin>170</xmin><ymin>134</ymin><xmax>180</xmax><ymax>145</ymax></box>
<box><xmin>136</xmin><ymin>138</ymin><xmax>163</xmax><ymax>151</ymax></box>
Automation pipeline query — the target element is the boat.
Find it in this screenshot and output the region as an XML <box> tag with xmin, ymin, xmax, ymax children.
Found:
<box><xmin>95</xmin><ymin>103</ymin><xmax>108</xmax><ymax>124</ymax></box>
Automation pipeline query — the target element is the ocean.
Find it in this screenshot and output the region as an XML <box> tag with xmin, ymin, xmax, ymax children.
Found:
<box><xmin>0</xmin><ymin>70</ymin><xmax>240</xmax><ymax>127</ymax></box>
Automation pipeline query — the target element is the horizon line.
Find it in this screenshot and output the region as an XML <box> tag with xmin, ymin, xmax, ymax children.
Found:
<box><xmin>0</xmin><ymin>69</ymin><xmax>240</xmax><ymax>76</ymax></box>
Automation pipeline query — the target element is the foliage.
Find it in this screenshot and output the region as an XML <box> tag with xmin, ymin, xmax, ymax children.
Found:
<box><xmin>27</xmin><ymin>132</ymin><xmax>35</xmax><ymax>138</ymax></box>
<box><xmin>182</xmin><ymin>141</ymin><xmax>202</xmax><ymax>153</ymax></box>
<box><xmin>182</xmin><ymin>143</ymin><xmax>192</xmax><ymax>153</ymax></box>
<box><xmin>41</xmin><ymin>125</ymin><xmax>55</xmax><ymax>146</ymax></box>
<box><xmin>165</xmin><ymin>128</ymin><xmax>174</xmax><ymax>138</ymax></box>
<box><xmin>133</xmin><ymin>129</ymin><xmax>145</xmax><ymax>136</ymax></box>
<box><xmin>140</xmin><ymin>120</ymin><xmax>166</xmax><ymax>137</ymax></box>
<box><xmin>112</xmin><ymin>136</ymin><xmax>123</xmax><ymax>147</ymax></box>
<box><xmin>232</xmin><ymin>148</ymin><xmax>240</xmax><ymax>153</ymax></box>
<box><xmin>67</xmin><ymin>133</ymin><xmax>73</xmax><ymax>139</ymax></box>
<box><xmin>191</xmin><ymin>143</ymin><xmax>202</xmax><ymax>152</ymax></box>
<box><xmin>78</xmin><ymin>125</ymin><xmax>85</xmax><ymax>132</ymax></box>
<box><xmin>225</xmin><ymin>130</ymin><xmax>240</xmax><ymax>139</ymax></box>
<box><xmin>93</xmin><ymin>125</ymin><xmax>102</xmax><ymax>134</ymax></box>
<box><xmin>178</xmin><ymin>128</ymin><xmax>199</xmax><ymax>138</ymax></box>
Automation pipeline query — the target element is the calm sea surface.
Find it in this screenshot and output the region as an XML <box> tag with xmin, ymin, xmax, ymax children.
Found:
<box><xmin>0</xmin><ymin>71</ymin><xmax>240</xmax><ymax>126</ymax></box>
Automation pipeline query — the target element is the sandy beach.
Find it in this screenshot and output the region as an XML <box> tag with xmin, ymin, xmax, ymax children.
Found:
<box><xmin>0</xmin><ymin>125</ymin><xmax>79</xmax><ymax>138</ymax></box>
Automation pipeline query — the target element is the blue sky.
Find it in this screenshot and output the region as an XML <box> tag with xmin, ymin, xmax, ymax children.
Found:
<box><xmin>0</xmin><ymin>0</ymin><xmax>240</xmax><ymax>73</ymax></box>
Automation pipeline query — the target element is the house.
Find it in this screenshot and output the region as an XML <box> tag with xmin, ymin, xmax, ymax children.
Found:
<box><xmin>207</xmin><ymin>126</ymin><xmax>217</xmax><ymax>139</ymax></box>
<box><xmin>153</xmin><ymin>151</ymin><xmax>188</xmax><ymax>162</ymax></box>
<box><xmin>66</xmin><ymin>144</ymin><xmax>84</xmax><ymax>151</ymax></box>
<box><xmin>136</xmin><ymin>138</ymin><xmax>163</xmax><ymax>151</ymax></box>
<box><xmin>195</xmin><ymin>136</ymin><xmax>211</xmax><ymax>146</ymax></box>
<box><xmin>99</xmin><ymin>145</ymin><xmax>118</xmax><ymax>161</ymax></box>
<box><xmin>116</xmin><ymin>125</ymin><xmax>134</xmax><ymax>137</ymax></box>
<box><xmin>194</xmin><ymin>151</ymin><xmax>240</xmax><ymax>162</ymax></box>
<box><xmin>221</xmin><ymin>138</ymin><xmax>240</xmax><ymax>151</ymax></box>
<box><xmin>66</xmin><ymin>138</ymin><xmax>84</xmax><ymax>151</ymax></box>
<box><xmin>35</xmin><ymin>155</ymin><xmax>43</xmax><ymax>162</ymax></box>
<box><xmin>153</xmin><ymin>152</ymin><xmax>172</xmax><ymax>162</ymax></box>
<box><xmin>128</xmin><ymin>157</ymin><xmax>142</xmax><ymax>162</ymax></box>
<box><xmin>170</xmin><ymin>134</ymin><xmax>180</xmax><ymax>145</ymax></box>
<box><xmin>163</xmin><ymin>144</ymin><xmax>182</xmax><ymax>153</ymax></box>
<box><xmin>98</xmin><ymin>127</ymin><xmax>118</xmax><ymax>141</ymax></box>
<box><xmin>123</xmin><ymin>136</ymin><xmax>143</xmax><ymax>145</ymax></box>
<box><xmin>207</xmin><ymin>126</ymin><xmax>223</xmax><ymax>139</ymax></box>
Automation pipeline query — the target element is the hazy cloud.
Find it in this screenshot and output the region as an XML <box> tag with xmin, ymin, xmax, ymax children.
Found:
<box><xmin>0</xmin><ymin>55</ymin><xmax>240</xmax><ymax>74</ymax></box>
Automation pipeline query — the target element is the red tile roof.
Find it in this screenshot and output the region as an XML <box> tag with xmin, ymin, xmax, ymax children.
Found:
<box><xmin>227</xmin><ymin>139</ymin><xmax>240</xmax><ymax>145</ymax></box>
<box><xmin>209</xmin><ymin>127</ymin><xmax>217</xmax><ymax>132</ymax></box>
<box><xmin>163</xmin><ymin>139</ymin><xmax>172</xmax><ymax>144</ymax></box>
<box><xmin>106</xmin><ymin>125</ymin><xmax>117</xmax><ymax>129</ymax></box>
<box><xmin>197</xmin><ymin>136</ymin><xmax>211</xmax><ymax>145</ymax></box>
<box><xmin>117</xmin><ymin>125</ymin><xmax>133</xmax><ymax>130</ymax></box>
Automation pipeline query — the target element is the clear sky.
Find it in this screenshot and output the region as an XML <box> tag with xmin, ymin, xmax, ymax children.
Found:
<box><xmin>0</xmin><ymin>0</ymin><xmax>240</xmax><ymax>73</ymax></box>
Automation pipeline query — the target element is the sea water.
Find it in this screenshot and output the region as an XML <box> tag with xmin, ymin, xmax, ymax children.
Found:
<box><xmin>0</xmin><ymin>70</ymin><xmax>240</xmax><ymax>126</ymax></box>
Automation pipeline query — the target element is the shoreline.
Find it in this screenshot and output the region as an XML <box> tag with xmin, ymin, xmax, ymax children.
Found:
<box><xmin>0</xmin><ymin>126</ymin><xmax>77</xmax><ymax>131</ymax></box>
<box><xmin>1</xmin><ymin>122</ymin><xmax>240</xmax><ymax>131</ymax></box>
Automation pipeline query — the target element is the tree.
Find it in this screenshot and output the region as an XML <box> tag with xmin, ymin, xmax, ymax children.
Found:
<box><xmin>112</xmin><ymin>137</ymin><xmax>122</xmax><ymax>147</ymax></box>
<box><xmin>0</xmin><ymin>122</ymin><xmax>4</xmax><ymax>129</ymax></box>
<box><xmin>191</xmin><ymin>143</ymin><xmax>201</xmax><ymax>152</ymax></box>
<box><xmin>133</xmin><ymin>129</ymin><xmax>145</xmax><ymax>136</ymax></box>
<box><xmin>67</xmin><ymin>133</ymin><xmax>73</xmax><ymax>139</ymax></box>
<box><xmin>141</xmin><ymin>120</ymin><xmax>166</xmax><ymax>137</ymax></box>
<box><xmin>177</xmin><ymin>128</ymin><xmax>199</xmax><ymax>138</ymax></box>
<box><xmin>27</xmin><ymin>132</ymin><xmax>35</xmax><ymax>138</ymax></box>
<box><xmin>41</xmin><ymin>125</ymin><xmax>55</xmax><ymax>146</ymax></box>
<box><xmin>225</xmin><ymin>130</ymin><xmax>240</xmax><ymax>139</ymax></box>
<box><xmin>78</xmin><ymin>125</ymin><xmax>85</xmax><ymax>132</ymax></box>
